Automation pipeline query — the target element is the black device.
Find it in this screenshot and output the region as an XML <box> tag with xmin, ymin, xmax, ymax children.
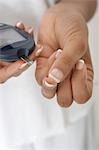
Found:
<box><xmin>0</xmin><ymin>23</ymin><xmax>35</xmax><ymax>64</ymax></box>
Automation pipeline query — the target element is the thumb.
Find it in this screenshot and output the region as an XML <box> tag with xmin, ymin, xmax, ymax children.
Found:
<box><xmin>48</xmin><ymin>42</ymin><xmax>85</xmax><ymax>83</ymax></box>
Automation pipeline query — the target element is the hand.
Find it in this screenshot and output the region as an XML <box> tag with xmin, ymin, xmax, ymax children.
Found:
<box><xmin>0</xmin><ymin>22</ymin><xmax>35</xmax><ymax>84</ymax></box>
<box><xmin>35</xmin><ymin>2</ymin><xmax>94</xmax><ymax>107</ymax></box>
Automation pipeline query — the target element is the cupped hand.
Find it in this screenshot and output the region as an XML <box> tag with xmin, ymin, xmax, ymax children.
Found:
<box><xmin>35</xmin><ymin>2</ymin><xmax>94</xmax><ymax>107</ymax></box>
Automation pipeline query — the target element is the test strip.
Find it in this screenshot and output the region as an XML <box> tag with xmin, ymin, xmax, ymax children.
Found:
<box><xmin>20</xmin><ymin>56</ymin><xmax>34</xmax><ymax>66</ymax></box>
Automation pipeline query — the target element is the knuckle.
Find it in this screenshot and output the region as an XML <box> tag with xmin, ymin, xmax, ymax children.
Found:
<box><xmin>73</xmin><ymin>38</ymin><xmax>86</xmax><ymax>56</ymax></box>
<box><xmin>78</xmin><ymin>39</ymin><xmax>86</xmax><ymax>51</ymax></box>
<box><xmin>61</xmin><ymin>55</ymin><xmax>74</xmax><ymax>70</ymax></box>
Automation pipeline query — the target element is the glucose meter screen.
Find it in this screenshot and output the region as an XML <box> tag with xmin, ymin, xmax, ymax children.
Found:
<box><xmin>0</xmin><ymin>28</ymin><xmax>26</xmax><ymax>47</ymax></box>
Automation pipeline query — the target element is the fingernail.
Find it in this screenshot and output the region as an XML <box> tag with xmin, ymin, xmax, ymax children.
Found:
<box><xmin>16</xmin><ymin>22</ymin><xmax>22</xmax><ymax>27</ymax></box>
<box><xmin>49</xmin><ymin>68</ymin><xmax>64</xmax><ymax>83</ymax></box>
<box><xmin>43</xmin><ymin>80</ymin><xmax>57</xmax><ymax>89</ymax></box>
<box><xmin>35</xmin><ymin>46</ymin><xmax>43</xmax><ymax>57</ymax></box>
<box><xmin>76</xmin><ymin>59</ymin><xmax>84</xmax><ymax>70</ymax></box>
<box><xmin>28</xmin><ymin>28</ymin><xmax>33</xmax><ymax>34</ymax></box>
<box><xmin>19</xmin><ymin>63</ymin><xmax>27</xmax><ymax>69</ymax></box>
<box><xmin>55</xmin><ymin>49</ymin><xmax>62</xmax><ymax>59</ymax></box>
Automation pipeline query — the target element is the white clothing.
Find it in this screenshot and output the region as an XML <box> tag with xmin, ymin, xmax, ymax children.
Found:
<box><xmin>1</xmin><ymin>113</ymin><xmax>97</xmax><ymax>150</ymax></box>
<box><xmin>0</xmin><ymin>0</ymin><xmax>98</xmax><ymax>149</ymax></box>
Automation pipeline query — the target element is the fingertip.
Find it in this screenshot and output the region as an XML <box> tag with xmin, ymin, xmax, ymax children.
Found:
<box><xmin>41</xmin><ymin>87</ymin><xmax>56</xmax><ymax>99</ymax></box>
<box><xmin>41</xmin><ymin>89</ymin><xmax>53</xmax><ymax>99</ymax></box>
<box><xmin>74</xmin><ymin>91</ymin><xmax>92</xmax><ymax>104</ymax></box>
<box><xmin>72</xmin><ymin>59</ymin><xmax>92</xmax><ymax>104</ymax></box>
<box><xmin>28</xmin><ymin>28</ymin><xmax>33</xmax><ymax>34</ymax></box>
<box><xmin>57</xmin><ymin>99</ymin><xmax>72</xmax><ymax>108</ymax></box>
<box><xmin>41</xmin><ymin>77</ymin><xmax>57</xmax><ymax>99</ymax></box>
<box><xmin>18</xmin><ymin>63</ymin><xmax>28</xmax><ymax>70</ymax></box>
<box><xmin>16</xmin><ymin>21</ymin><xmax>24</xmax><ymax>29</ymax></box>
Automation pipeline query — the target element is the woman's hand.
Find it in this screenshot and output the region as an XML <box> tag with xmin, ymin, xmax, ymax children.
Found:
<box><xmin>0</xmin><ymin>22</ymin><xmax>35</xmax><ymax>84</ymax></box>
<box><xmin>35</xmin><ymin>2</ymin><xmax>94</xmax><ymax>107</ymax></box>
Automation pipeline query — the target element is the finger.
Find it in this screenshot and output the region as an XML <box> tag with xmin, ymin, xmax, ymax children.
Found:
<box><xmin>16</xmin><ymin>21</ymin><xmax>25</xmax><ymax>30</ymax></box>
<box><xmin>28</xmin><ymin>44</ymin><xmax>45</xmax><ymax>63</ymax></box>
<box><xmin>16</xmin><ymin>22</ymin><xmax>34</xmax><ymax>37</ymax></box>
<box><xmin>13</xmin><ymin>62</ymin><xmax>30</xmax><ymax>76</ymax></box>
<box><xmin>72</xmin><ymin>46</ymin><xmax>94</xmax><ymax>104</ymax></box>
<box><xmin>35</xmin><ymin>45</ymin><xmax>55</xmax><ymax>85</ymax></box>
<box><xmin>41</xmin><ymin>49</ymin><xmax>62</xmax><ymax>98</ymax></box>
<box><xmin>48</xmin><ymin>40</ymin><xmax>86</xmax><ymax>83</ymax></box>
<box><xmin>57</xmin><ymin>74</ymin><xmax>73</xmax><ymax>107</ymax></box>
<box><xmin>0</xmin><ymin>61</ymin><xmax>11</xmax><ymax>68</ymax></box>
<box><xmin>21</xmin><ymin>24</ymin><xmax>33</xmax><ymax>36</ymax></box>
<box><xmin>41</xmin><ymin>77</ymin><xmax>57</xmax><ymax>99</ymax></box>
<box><xmin>72</xmin><ymin>59</ymin><xmax>93</xmax><ymax>104</ymax></box>
<box><xmin>0</xmin><ymin>61</ymin><xmax>27</xmax><ymax>83</ymax></box>
<box><xmin>13</xmin><ymin>64</ymin><xmax>29</xmax><ymax>77</ymax></box>
<box><xmin>36</xmin><ymin>18</ymin><xmax>59</xmax><ymax>85</ymax></box>
<box><xmin>25</xmin><ymin>26</ymin><xmax>34</xmax><ymax>37</ymax></box>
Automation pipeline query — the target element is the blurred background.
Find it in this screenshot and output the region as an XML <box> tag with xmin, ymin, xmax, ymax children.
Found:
<box><xmin>0</xmin><ymin>0</ymin><xmax>99</xmax><ymax>149</ymax></box>
<box><xmin>88</xmin><ymin>1</ymin><xmax>99</xmax><ymax>147</ymax></box>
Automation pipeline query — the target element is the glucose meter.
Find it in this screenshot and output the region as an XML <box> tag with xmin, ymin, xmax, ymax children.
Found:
<box><xmin>0</xmin><ymin>23</ymin><xmax>35</xmax><ymax>64</ymax></box>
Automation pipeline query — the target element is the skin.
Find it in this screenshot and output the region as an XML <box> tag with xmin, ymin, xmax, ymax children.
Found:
<box><xmin>0</xmin><ymin>0</ymin><xmax>97</xmax><ymax>108</ymax></box>
<box><xmin>0</xmin><ymin>23</ymin><xmax>36</xmax><ymax>83</ymax></box>
<box><xmin>35</xmin><ymin>0</ymin><xmax>97</xmax><ymax>107</ymax></box>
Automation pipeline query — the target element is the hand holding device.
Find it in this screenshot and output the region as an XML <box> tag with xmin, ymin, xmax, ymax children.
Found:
<box><xmin>0</xmin><ymin>22</ymin><xmax>37</xmax><ymax>83</ymax></box>
<box><xmin>0</xmin><ymin>23</ymin><xmax>35</xmax><ymax>65</ymax></box>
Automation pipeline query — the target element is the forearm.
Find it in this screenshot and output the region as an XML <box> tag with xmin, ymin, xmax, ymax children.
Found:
<box><xmin>56</xmin><ymin>0</ymin><xmax>97</xmax><ymax>21</ymax></box>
